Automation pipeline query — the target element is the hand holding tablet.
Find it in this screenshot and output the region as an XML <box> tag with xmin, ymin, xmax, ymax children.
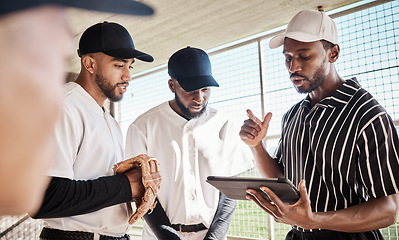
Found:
<box><xmin>206</xmin><ymin>176</ymin><xmax>300</xmax><ymax>204</ymax></box>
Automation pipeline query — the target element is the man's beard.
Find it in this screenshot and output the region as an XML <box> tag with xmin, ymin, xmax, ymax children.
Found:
<box><xmin>175</xmin><ymin>93</ymin><xmax>207</xmax><ymax>120</ymax></box>
<box><xmin>294</xmin><ymin>62</ymin><xmax>327</xmax><ymax>94</ymax></box>
<box><xmin>95</xmin><ymin>74</ymin><xmax>124</xmax><ymax>102</ymax></box>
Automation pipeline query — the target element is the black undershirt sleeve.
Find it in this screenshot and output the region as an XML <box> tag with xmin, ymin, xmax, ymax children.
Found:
<box><xmin>143</xmin><ymin>188</ymin><xmax>237</xmax><ymax>239</ymax></box>
<box><xmin>143</xmin><ymin>198</ymin><xmax>182</xmax><ymax>240</ymax></box>
<box><xmin>31</xmin><ymin>175</ymin><xmax>132</xmax><ymax>219</ymax></box>
<box><xmin>204</xmin><ymin>192</ymin><xmax>237</xmax><ymax>239</ymax></box>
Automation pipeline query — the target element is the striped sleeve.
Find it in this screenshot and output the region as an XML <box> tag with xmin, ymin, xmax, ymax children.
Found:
<box><xmin>357</xmin><ymin>112</ymin><xmax>399</xmax><ymax>199</ymax></box>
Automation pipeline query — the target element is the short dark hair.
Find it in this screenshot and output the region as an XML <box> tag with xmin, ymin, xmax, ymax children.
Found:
<box><xmin>321</xmin><ymin>40</ymin><xmax>335</xmax><ymax>51</ymax></box>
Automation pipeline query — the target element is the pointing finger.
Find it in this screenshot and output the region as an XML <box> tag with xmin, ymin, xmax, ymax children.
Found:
<box><xmin>247</xmin><ymin>109</ymin><xmax>263</xmax><ymax>126</ymax></box>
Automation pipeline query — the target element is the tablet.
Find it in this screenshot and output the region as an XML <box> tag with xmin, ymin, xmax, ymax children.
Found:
<box><xmin>206</xmin><ymin>176</ymin><xmax>300</xmax><ymax>204</ymax></box>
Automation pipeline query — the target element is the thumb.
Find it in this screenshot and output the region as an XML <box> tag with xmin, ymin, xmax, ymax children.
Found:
<box><xmin>262</xmin><ymin>112</ymin><xmax>272</xmax><ymax>129</ymax></box>
<box><xmin>299</xmin><ymin>179</ymin><xmax>307</xmax><ymax>194</ymax></box>
<box><xmin>298</xmin><ymin>179</ymin><xmax>311</xmax><ymax>205</ymax></box>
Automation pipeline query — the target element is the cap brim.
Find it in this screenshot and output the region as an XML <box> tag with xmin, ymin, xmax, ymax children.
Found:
<box><xmin>0</xmin><ymin>0</ymin><xmax>154</xmax><ymax>16</ymax></box>
<box><xmin>269</xmin><ymin>32</ymin><xmax>325</xmax><ymax>49</ymax></box>
<box><xmin>177</xmin><ymin>75</ymin><xmax>219</xmax><ymax>92</ymax></box>
<box><xmin>104</xmin><ymin>49</ymin><xmax>154</xmax><ymax>62</ymax></box>
<box><xmin>269</xmin><ymin>34</ymin><xmax>285</xmax><ymax>49</ymax></box>
<box><xmin>67</xmin><ymin>0</ymin><xmax>154</xmax><ymax>16</ymax></box>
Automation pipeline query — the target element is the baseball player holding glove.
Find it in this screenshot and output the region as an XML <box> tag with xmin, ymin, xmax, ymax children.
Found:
<box><xmin>30</xmin><ymin>21</ymin><xmax>161</xmax><ymax>240</ymax></box>
<box><xmin>113</xmin><ymin>154</ymin><xmax>162</xmax><ymax>224</ymax></box>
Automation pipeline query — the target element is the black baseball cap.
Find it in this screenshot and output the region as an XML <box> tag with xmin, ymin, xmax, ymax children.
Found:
<box><xmin>168</xmin><ymin>46</ymin><xmax>219</xmax><ymax>92</ymax></box>
<box><xmin>78</xmin><ymin>21</ymin><xmax>153</xmax><ymax>62</ymax></box>
<box><xmin>0</xmin><ymin>0</ymin><xmax>154</xmax><ymax>16</ymax></box>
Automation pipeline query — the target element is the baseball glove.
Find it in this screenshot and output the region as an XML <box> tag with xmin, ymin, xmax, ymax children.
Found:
<box><xmin>113</xmin><ymin>154</ymin><xmax>161</xmax><ymax>224</ymax></box>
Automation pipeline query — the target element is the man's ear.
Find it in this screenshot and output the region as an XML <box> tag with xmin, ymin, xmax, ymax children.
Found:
<box><xmin>168</xmin><ymin>79</ymin><xmax>175</xmax><ymax>93</ymax></box>
<box><xmin>82</xmin><ymin>55</ymin><xmax>96</xmax><ymax>74</ymax></box>
<box><xmin>329</xmin><ymin>44</ymin><xmax>340</xmax><ymax>63</ymax></box>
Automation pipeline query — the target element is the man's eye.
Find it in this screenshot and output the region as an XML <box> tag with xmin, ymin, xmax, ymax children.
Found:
<box><xmin>300</xmin><ymin>55</ymin><xmax>311</xmax><ymax>60</ymax></box>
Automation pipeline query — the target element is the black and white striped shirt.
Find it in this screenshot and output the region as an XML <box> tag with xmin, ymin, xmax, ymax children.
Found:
<box><xmin>274</xmin><ymin>78</ymin><xmax>399</xmax><ymax>212</ymax></box>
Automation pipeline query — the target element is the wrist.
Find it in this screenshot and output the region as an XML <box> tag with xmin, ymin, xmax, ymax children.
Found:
<box><xmin>250</xmin><ymin>141</ymin><xmax>264</xmax><ymax>151</ymax></box>
<box><xmin>305</xmin><ymin>212</ymin><xmax>322</xmax><ymax>230</ymax></box>
<box><xmin>118</xmin><ymin>174</ymin><xmax>134</xmax><ymax>199</ymax></box>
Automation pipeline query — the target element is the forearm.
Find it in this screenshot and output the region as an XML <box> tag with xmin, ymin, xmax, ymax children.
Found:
<box><xmin>311</xmin><ymin>194</ymin><xmax>399</xmax><ymax>232</ymax></box>
<box><xmin>31</xmin><ymin>175</ymin><xmax>132</xmax><ymax>219</ymax></box>
<box><xmin>143</xmin><ymin>198</ymin><xmax>181</xmax><ymax>240</ymax></box>
<box><xmin>205</xmin><ymin>192</ymin><xmax>236</xmax><ymax>239</ymax></box>
<box><xmin>250</xmin><ymin>143</ymin><xmax>283</xmax><ymax>178</ymax></box>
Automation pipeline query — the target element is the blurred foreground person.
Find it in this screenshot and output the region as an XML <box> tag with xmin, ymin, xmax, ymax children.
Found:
<box><xmin>0</xmin><ymin>0</ymin><xmax>153</xmax><ymax>215</ymax></box>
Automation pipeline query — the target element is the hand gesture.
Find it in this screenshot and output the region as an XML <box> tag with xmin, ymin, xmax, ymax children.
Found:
<box><xmin>239</xmin><ymin>109</ymin><xmax>272</xmax><ymax>147</ymax></box>
<box><xmin>246</xmin><ymin>180</ymin><xmax>316</xmax><ymax>230</ymax></box>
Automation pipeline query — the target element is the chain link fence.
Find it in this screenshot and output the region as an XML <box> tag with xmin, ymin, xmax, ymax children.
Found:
<box><xmin>0</xmin><ymin>215</ymin><xmax>42</xmax><ymax>239</ymax></box>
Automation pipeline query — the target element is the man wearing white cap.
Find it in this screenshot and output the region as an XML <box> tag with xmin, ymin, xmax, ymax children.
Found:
<box><xmin>240</xmin><ymin>10</ymin><xmax>399</xmax><ymax>240</ymax></box>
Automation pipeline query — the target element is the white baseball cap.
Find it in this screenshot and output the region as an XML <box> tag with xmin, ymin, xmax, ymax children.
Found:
<box><xmin>269</xmin><ymin>10</ymin><xmax>338</xmax><ymax>49</ymax></box>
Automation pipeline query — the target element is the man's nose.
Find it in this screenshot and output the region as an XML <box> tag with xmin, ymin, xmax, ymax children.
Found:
<box><xmin>122</xmin><ymin>67</ymin><xmax>132</xmax><ymax>82</ymax></box>
<box><xmin>192</xmin><ymin>90</ymin><xmax>204</xmax><ymax>103</ymax></box>
<box><xmin>288</xmin><ymin>59</ymin><xmax>301</xmax><ymax>74</ymax></box>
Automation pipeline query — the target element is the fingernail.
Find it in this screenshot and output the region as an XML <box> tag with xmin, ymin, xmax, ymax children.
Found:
<box><xmin>246</xmin><ymin>189</ymin><xmax>255</xmax><ymax>195</ymax></box>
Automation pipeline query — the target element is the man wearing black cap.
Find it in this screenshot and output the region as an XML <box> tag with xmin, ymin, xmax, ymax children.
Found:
<box><xmin>240</xmin><ymin>10</ymin><xmax>399</xmax><ymax>240</ymax></box>
<box><xmin>30</xmin><ymin>22</ymin><xmax>160</xmax><ymax>240</ymax></box>
<box><xmin>0</xmin><ymin>0</ymin><xmax>154</xmax><ymax>216</ymax></box>
<box><xmin>125</xmin><ymin>47</ymin><xmax>254</xmax><ymax>240</ymax></box>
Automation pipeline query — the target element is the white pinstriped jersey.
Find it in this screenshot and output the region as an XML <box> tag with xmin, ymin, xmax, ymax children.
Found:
<box><xmin>274</xmin><ymin>78</ymin><xmax>399</xmax><ymax>212</ymax></box>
